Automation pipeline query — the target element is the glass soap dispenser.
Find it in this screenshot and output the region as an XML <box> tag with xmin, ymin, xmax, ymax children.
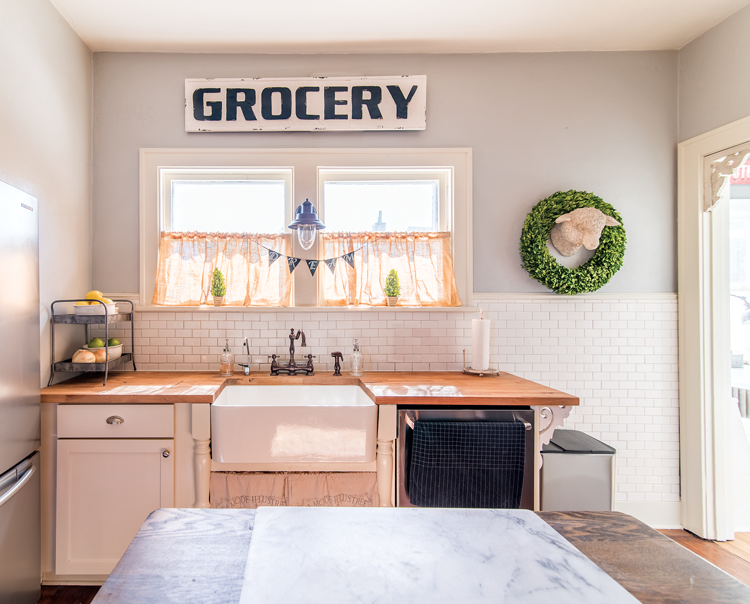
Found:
<box><xmin>350</xmin><ymin>339</ymin><xmax>364</xmax><ymax>376</ymax></box>
<box><xmin>220</xmin><ymin>339</ymin><xmax>234</xmax><ymax>377</ymax></box>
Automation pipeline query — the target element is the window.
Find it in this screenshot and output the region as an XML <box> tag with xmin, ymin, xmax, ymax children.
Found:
<box><xmin>160</xmin><ymin>168</ymin><xmax>292</xmax><ymax>233</ymax></box>
<box><xmin>152</xmin><ymin>168</ymin><xmax>294</xmax><ymax>306</ymax></box>
<box><xmin>324</xmin><ymin>181</ymin><xmax>438</xmax><ymax>232</ymax></box>
<box><xmin>318</xmin><ymin>168</ymin><xmax>458</xmax><ymax>306</ymax></box>
<box><xmin>170</xmin><ymin>181</ymin><xmax>284</xmax><ymax>232</ymax></box>
<box><xmin>319</xmin><ymin>168</ymin><xmax>450</xmax><ymax>233</ymax></box>
<box><xmin>140</xmin><ymin>149</ymin><xmax>472</xmax><ymax>308</ymax></box>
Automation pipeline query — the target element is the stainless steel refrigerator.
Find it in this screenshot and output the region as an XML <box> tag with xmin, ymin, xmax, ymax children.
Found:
<box><xmin>0</xmin><ymin>180</ymin><xmax>41</xmax><ymax>604</ymax></box>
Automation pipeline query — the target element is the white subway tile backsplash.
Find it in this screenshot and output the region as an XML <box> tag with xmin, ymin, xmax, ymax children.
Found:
<box><xmin>95</xmin><ymin>296</ymin><xmax>679</xmax><ymax>504</ymax></box>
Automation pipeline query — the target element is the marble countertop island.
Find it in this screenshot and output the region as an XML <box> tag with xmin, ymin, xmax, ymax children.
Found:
<box><xmin>241</xmin><ymin>508</ymin><xmax>638</xmax><ymax>604</ymax></box>
<box><xmin>92</xmin><ymin>508</ymin><xmax>750</xmax><ymax>604</ymax></box>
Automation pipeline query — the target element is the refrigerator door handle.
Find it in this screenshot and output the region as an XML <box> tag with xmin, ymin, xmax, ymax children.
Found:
<box><xmin>0</xmin><ymin>465</ymin><xmax>36</xmax><ymax>510</ymax></box>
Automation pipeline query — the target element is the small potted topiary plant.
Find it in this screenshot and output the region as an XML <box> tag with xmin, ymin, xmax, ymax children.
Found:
<box><xmin>384</xmin><ymin>269</ymin><xmax>400</xmax><ymax>306</ymax></box>
<box><xmin>211</xmin><ymin>268</ymin><xmax>227</xmax><ymax>306</ymax></box>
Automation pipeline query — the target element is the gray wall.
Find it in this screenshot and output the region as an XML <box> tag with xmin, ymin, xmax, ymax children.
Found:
<box><xmin>679</xmin><ymin>3</ymin><xmax>750</xmax><ymax>142</ymax></box>
<box><xmin>93</xmin><ymin>51</ymin><xmax>678</xmax><ymax>294</ymax></box>
<box><xmin>0</xmin><ymin>0</ymin><xmax>92</xmax><ymax>384</ymax></box>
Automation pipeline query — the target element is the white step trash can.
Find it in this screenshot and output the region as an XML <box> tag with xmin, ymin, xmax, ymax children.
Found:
<box><xmin>541</xmin><ymin>429</ymin><xmax>616</xmax><ymax>512</ymax></box>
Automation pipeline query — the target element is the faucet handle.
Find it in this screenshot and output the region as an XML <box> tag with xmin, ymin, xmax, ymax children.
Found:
<box><xmin>331</xmin><ymin>351</ymin><xmax>343</xmax><ymax>376</ymax></box>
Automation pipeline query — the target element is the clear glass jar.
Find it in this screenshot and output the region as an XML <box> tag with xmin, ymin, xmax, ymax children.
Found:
<box><xmin>350</xmin><ymin>339</ymin><xmax>364</xmax><ymax>376</ymax></box>
<box><xmin>220</xmin><ymin>339</ymin><xmax>234</xmax><ymax>377</ymax></box>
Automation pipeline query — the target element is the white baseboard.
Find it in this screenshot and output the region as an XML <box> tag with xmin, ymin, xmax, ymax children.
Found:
<box><xmin>613</xmin><ymin>500</ymin><xmax>682</xmax><ymax>529</ymax></box>
<box><xmin>42</xmin><ymin>571</ymin><xmax>108</xmax><ymax>585</ymax></box>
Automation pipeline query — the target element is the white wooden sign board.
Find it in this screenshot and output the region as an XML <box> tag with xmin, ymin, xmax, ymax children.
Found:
<box><xmin>185</xmin><ymin>76</ymin><xmax>426</xmax><ymax>132</ymax></box>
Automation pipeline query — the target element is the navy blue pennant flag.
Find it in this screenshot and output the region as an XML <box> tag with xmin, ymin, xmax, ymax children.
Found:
<box><xmin>342</xmin><ymin>251</ymin><xmax>356</xmax><ymax>269</ymax></box>
<box><xmin>324</xmin><ymin>258</ymin><xmax>337</xmax><ymax>274</ymax></box>
<box><xmin>267</xmin><ymin>250</ymin><xmax>281</xmax><ymax>266</ymax></box>
<box><xmin>306</xmin><ymin>260</ymin><xmax>319</xmax><ymax>276</ymax></box>
<box><xmin>287</xmin><ymin>257</ymin><xmax>301</xmax><ymax>273</ymax></box>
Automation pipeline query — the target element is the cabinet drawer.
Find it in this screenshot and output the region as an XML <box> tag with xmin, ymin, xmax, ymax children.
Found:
<box><xmin>57</xmin><ymin>404</ymin><xmax>174</xmax><ymax>438</ymax></box>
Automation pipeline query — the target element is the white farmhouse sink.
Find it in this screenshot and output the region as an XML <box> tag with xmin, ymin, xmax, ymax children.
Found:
<box><xmin>211</xmin><ymin>385</ymin><xmax>378</xmax><ymax>464</ymax></box>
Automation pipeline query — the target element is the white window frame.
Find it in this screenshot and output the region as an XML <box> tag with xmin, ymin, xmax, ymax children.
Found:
<box><xmin>139</xmin><ymin>148</ymin><xmax>472</xmax><ymax>308</ymax></box>
<box><xmin>318</xmin><ymin>168</ymin><xmax>451</xmax><ymax>233</ymax></box>
<box><xmin>159</xmin><ymin>167</ymin><xmax>293</xmax><ymax>233</ymax></box>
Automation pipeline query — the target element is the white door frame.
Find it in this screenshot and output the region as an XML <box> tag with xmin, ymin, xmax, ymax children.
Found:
<box><xmin>677</xmin><ymin>114</ymin><xmax>750</xmax><ymax>539</ymax></box>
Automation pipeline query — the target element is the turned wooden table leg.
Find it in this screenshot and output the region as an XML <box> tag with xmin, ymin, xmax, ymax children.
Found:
<box><xmin>192</xmin><ymin>404</ymin><xmax>211</xmax><ymax>509</ymax></box>
<box><xmin>377</xmin><ymin>439</ymin><xmax>394</xmax><ymax>507</ymax></box>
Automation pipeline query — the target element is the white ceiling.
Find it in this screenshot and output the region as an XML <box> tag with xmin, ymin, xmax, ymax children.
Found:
<box><xmin>50</xmin><ymin>0</ymin><xmax>750</xmax><ymax>54</ymax></box>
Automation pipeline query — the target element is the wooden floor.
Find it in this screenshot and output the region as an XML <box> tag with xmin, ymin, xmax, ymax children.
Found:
<box><xmin>659</xmin><ymin>530</ymin><xmax>750</xmax><ymax>587</ymax></box>
<box><xmin>38</xmin><ymin>585</ymin><xmax>99</xmax><ymax>604</ymax></box>
<box><xmin>719</xmin><ymin>531</ymin><xmax>750</xmax><ymax>563</ymax></box>
<box><xmin>37</xmin><ymin>532</ymin><xmax>750</xmax><ymax>603</ymax></box>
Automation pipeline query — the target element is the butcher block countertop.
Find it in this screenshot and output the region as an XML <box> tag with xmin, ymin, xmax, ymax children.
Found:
<box><xmin>40</xmin><ymin>371</ymin><xmax>579</xmax><ymax>406</ymax></box>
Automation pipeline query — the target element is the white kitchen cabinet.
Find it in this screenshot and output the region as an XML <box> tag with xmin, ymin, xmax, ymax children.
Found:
<box><xmin>55</xmin><ymin>405</ymin><xmax>174</xmax><ymax>576</ymax></box>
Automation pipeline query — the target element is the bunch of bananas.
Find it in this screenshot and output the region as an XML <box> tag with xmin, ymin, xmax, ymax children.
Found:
<box><xmin>75</xmin><ymin>290</ymin><xmax>114</xmax><ymax>306</ymax></box>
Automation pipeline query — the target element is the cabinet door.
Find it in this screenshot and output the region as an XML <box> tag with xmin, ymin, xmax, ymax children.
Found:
<box><xmin>56</xmin><ymin>439</ymin><xmax>174</xmax><ymax>575</ymax></box>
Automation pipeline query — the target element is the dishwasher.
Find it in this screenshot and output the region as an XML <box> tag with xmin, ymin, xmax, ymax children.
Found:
<box><xmin>397</xmin><ymin>408</ymin><xmax>535</xmax><ymax>509</ymax></box>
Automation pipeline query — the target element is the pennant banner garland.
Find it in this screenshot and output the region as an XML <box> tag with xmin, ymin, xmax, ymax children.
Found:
<box><xmin>262</xmin><ymin>246</ymin><xmax>362</xmax><ymax>276</ymax></box>
<box><xmin>286</xmin><ymin>257</ymin><xmax>301</xmax><ymax>273</ymax></box>
<box><xmin>267</xmin><ymin>250</ymin><xmax>282</xmax><ymax>266</ymax></box>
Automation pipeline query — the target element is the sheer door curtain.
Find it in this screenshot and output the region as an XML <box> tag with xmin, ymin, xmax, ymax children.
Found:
<box><xmin>152</xmin><ymin>232</ymin><xmax>292</xmax><ymax>306</ymax></box>
<box><xmin>323</xmin><ymin>232</ymin><xmax>461</xmax><ymax>307</ymax></box>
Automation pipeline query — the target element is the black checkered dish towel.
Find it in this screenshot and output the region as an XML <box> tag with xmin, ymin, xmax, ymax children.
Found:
<box><xmin>409</xmin><ymin>421</ymin><xmax>526</xmax><ymax>508</ymax></box>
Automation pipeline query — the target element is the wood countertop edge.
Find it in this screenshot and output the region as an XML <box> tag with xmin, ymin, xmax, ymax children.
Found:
<box><xmin>40</xmin><ymin>371</ymin><xmax>580</xmax><ymax>406</ymax></box>
<box><xmin>41</xmin><ymin>394</ymin><xmax>218</xmax><ymax>404</ymax></box>
<box><xmin>371</xmin><ymin>395</ymin><xmax>578</xmax><ymax>406</ymax></box>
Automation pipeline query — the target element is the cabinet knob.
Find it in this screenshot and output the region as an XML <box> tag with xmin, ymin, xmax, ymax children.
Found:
<box><xmin>106</xmin><ymin>415</ymin><xmax>124</xmax><ymax>425</ymax></box>
<box><xmin>162</xmin><ymin>449</ymin><xmax>171</xmax><ymax>458</ymax></box>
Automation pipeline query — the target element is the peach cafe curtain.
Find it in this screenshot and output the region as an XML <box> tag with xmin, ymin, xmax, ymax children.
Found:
<box><xmin>152</xmin><ymin>232</ymin><xmax>292</xmax><ymax>306</ymax></box>
<box><xmin>323</xmin><ymin>231</ymin><xmax>461</xmax><ymax>307</ymax></box>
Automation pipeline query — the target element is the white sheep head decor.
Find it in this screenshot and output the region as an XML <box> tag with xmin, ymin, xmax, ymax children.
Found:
<box><xmin>550</xmin><ymin>207</ymin><xmax>621</xmax><ymax>257</ymax></box>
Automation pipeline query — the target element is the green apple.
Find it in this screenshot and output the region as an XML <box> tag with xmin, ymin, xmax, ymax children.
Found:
<box><xmin>87</xmin><ymin>337</ymin><xmax>105</xmax><ymax>348</ymax></box>
<box><xmin>107</xmin><ymin>338</ymin><xmax>121</xmax><ymax>346</ymax></box>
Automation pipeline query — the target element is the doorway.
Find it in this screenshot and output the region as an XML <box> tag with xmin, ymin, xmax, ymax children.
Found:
<box><xmin>678</xmin><ymin>116</ymin><xmax>750</xmax><ymax>540</ymax></box>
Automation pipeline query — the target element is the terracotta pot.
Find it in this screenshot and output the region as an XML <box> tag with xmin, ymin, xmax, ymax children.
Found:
<box><xmin>213</xmin><ymin>296</ymin><xmax>224</xmax><ymax>307</ymax></box>
<box><xmin>386</xmin><ymin>296</ymin><xmax>399</xmax><ymax>307</ymax></box>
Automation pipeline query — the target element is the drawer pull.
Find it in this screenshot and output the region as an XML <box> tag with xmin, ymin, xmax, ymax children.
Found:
<box><xmin>106</xmin><ymin>416</ymin><xmax>124</xmax><ymax>425</ymax></box>
<box><xmin>162</xmin><ymin>449</ymin><xmax>171</xmax><ymax>458</ymax></box>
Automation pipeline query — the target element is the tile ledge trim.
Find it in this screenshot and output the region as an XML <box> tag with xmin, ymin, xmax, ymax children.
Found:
<box><xmin>132</xmin><ymin>305</ymin><xmax>480</xmax><ymax>314</ymax></box>
<box><xmin>474</xmin><ymin>292</ymin><xmax>678</xmax><ymax>300</ymax></box>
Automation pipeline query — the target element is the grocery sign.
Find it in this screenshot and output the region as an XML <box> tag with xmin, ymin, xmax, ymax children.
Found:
<box><xmin>185</xmin><ymin>76</ymin><xmax>426</xmax><ymax>132</ymax></box>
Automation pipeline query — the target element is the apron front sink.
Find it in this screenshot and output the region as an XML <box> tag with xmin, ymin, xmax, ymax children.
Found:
<box><xmin>211</xmin><ymin>385</ymin><xmax>377</xmax><ymax>464</ymax></box>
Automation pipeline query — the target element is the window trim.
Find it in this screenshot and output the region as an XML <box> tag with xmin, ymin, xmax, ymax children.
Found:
<box><xmin>160</xmin><ymin>167</ymin><xmax>293</xmax><ymax>233</ymax></box>
<box><xmin>139</xmin><ymin>148</ymin><xmax>472</xmax><ymax>308</ymax></box>
<box><xmin>318</xmin><ymin>167</ymin><xmax>451</xmax><ymax>233</ymax></box>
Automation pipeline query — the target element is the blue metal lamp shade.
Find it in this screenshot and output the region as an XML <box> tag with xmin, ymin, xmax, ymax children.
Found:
<box><xmin>288</xmin><ymin>199</ymin><xmax>326</xmax><ymax>250</ymax></box>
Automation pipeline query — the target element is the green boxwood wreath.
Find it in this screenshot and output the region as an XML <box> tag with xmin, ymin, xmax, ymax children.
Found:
<box><xmin>520</xmin><ymin>190</ymin><xmax>626</xmax><ymax>295</ymax></box>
